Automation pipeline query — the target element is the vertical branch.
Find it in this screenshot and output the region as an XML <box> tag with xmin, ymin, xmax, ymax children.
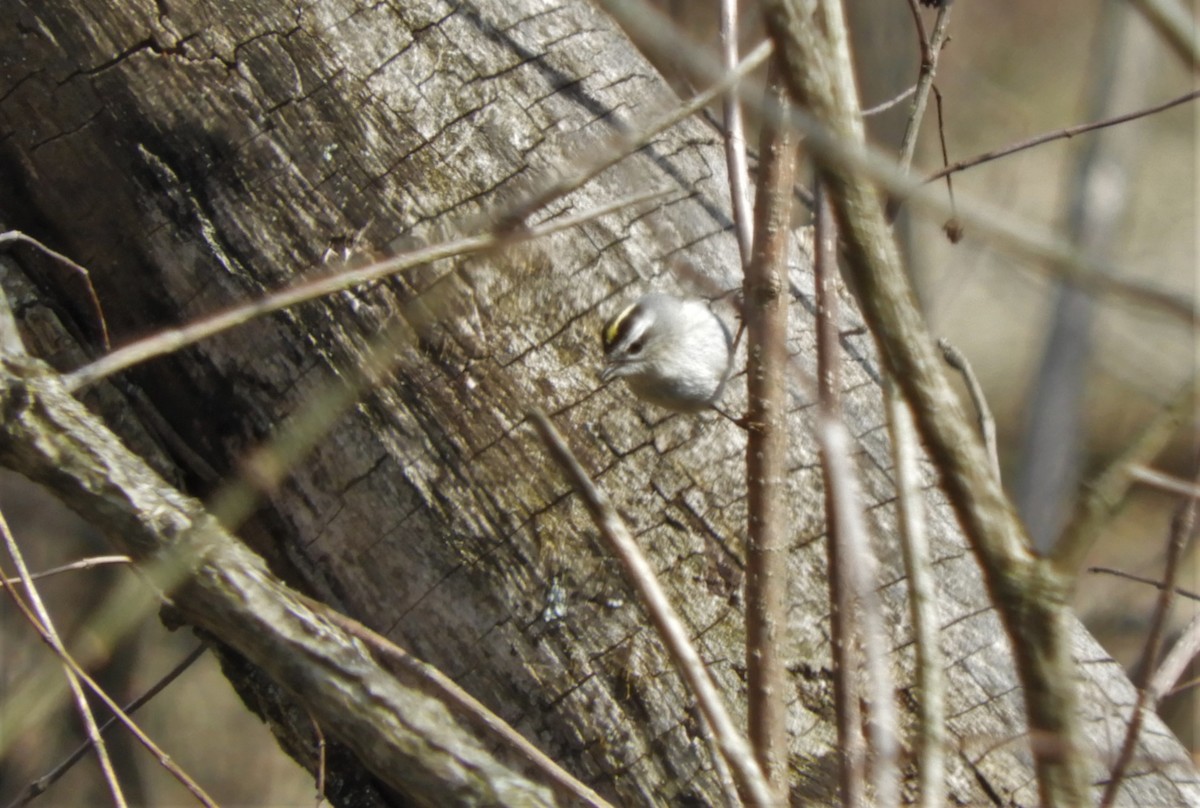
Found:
<box><xmin>897</xmin><ymin>3</ymin><xmax>954</xmax><ymax>172</ymax></box>
<box><xmin>887</xmin><ymin>382</ymin><xmax>945</xmax><ymax>808</ymax></box>
<box><xmin>814</xmin><ymin>185</ymin><xmax>866</xmax><ymax>806</ymax></box>
<box><xmin>720</xmin><ymin>0</ymin><xmax>755</xmax><ymax>267</ymax></box>
<box><xmin>742</xmin><ymin>56</ymin><xmax>797</xmax><ymax>798</ymax></box>
<box><xmin>816</xmin><ymin>189</ymin><xmax>899</xmax><ymax>807</ymax></box>
<box><xmin>761</xmin><ymin>1</ymin><xmax>1091</xmax><ymax>803</ymax></box>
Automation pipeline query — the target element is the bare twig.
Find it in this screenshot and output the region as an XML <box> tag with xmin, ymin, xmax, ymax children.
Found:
<box><xmin>309</xmin><ymin>713</ymin><xmax>327</xmax><ymax>807</ymax></box>
<box><xmin>6</xmin><ymin>644</ymin><xmax>207</xmax><ymax>808</ymax></box>
<box><xmin>63</xmin><ymin>188</ymin><xmax>672</xmax><ymax>392</ymax></box>
<box><xmin>1130</xmin><ymin>465</ymin><xmax>1200</xmax><ymax>500</ymax></box>
<box><xmin>1099</xmin><ymin>455</ymin><xmax>1199</xmax><ymax>806</ymax></box>
<box><xmin>863</xmin><ymin>84</ymin><xmax>917</xmax><ymax>118</ymax></box>
<box><xmin>887</xmin><ymin>382</ymin><xmax>945</xmax><ymax>808</ymax></box>
<box><xmin>1087</xmin><ymin>566</ymin><xmax>1200</xmax><ymax>602</ymax></box>
<box><xmin>720</xmin><ymin>0</ymin><xmax>756</xmax><ymax>268</ymax></box>
<box><xmin>0</xmin><ymin>231</ymin><xmax>111</xmax><ymax>351</ymax></box>
<box><xmin>0</xmin><ymin>554</ymin><xmax>132</xmax><ymax>586</ymax></box>
<box><xmin>528</xmin><ymin>410</ymin><xmax>774</xmax><ymax>807</ymax></box>
<box><xmin>898</xmin><ymin>1</ymin><xmax>954</xmax><ymax>172</ymax></box>
<box><xmin>1149</xmin><ymin>610</ymin><xmax>1200</xmax><ymax>702</ymax></box>
<box><xmin>0</xmin><ymin>512</ymin><xmax>127</xmax><ymax>808</ymax></box>
<box><xmin>742</xmin><ymin>55</ymin><xmax>796</xmax><ymax>799</ymax></box>
<box><xmin>937</xmin><ymin>338</ymin><xmax>999</xmax><ymax>481</ymax></box>
<box><xmin>924</xmin><ymin>90</ymin><xmax>1200</xmax><ymax>184</ymax></box>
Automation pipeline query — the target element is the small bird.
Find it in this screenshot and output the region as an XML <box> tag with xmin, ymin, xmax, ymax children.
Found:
<box><xmin>600</xmin><ymin>293</ymin><xmax>733</xmax><ymax>412</ymax></box>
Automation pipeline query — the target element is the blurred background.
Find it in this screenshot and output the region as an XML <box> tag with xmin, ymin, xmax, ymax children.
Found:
<box><xmin>1</xmin><ymin>0</ymin><xmax>1195</xmax><ymax>803</ymax></box>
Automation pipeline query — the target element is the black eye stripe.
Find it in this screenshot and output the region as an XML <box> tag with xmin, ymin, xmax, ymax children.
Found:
<box><xmin>603</xmin><ymin>302</ymin><xmax>647</xmax><ymax>352</ymax></box>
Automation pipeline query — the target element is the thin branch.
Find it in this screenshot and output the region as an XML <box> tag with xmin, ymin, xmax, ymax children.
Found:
<box><xmin>310</xmin><ymin>714</ymin><xmax>327</xmax><ymax>808</ymax></box>
<box><xmin>6</xmin><ymin>593</ymin><xmax>218</xmax><ymax>807</ymax></box>
<box><xmin>529</xmin><ymin>410</ymin><xmax>774</xmax><ymax>808</ymax></box>
<box><xmin>862</xmin><ymin>84</ymin><xmax>917</xmax><ymax>118</ymax></box>
<box><xmin>1087</xmin><ymin>566</ymin><xmax>1200</xmax><ymax>602</ymax></box>
<box><xmin>816</xmin><ymin>413</ymin><xmax>900</xmax><ymax>808</ymax></box>
<box><xmin>64</xmin><ymin>187</ymin><xmax>674</xmax><ymax>392</ymax></box>
<box><xmin>6</xmin><ymin>644</ymin><xmax>208</xmax><ymax>808</ymax></box>
<box><xmin>898</xmin><ymin>1</ymin><xmax>954</xmax><ymax>172</ymax></box>
<box><xmin>814</xmin><ymin>183</ymin><xmax>865</xmax><ymax>808</ymax></box>
<box><xmin>902</xmin><ymin>0</ymin><xmax>931</xmax><ymax>59</ymax></box>
<box><xmin>720</xmin><ymin>0</ymin><xmax>756</xmax><ymax>267</ymax></box>
<box><xmin>1099</xmin><ymin>455</ymin><xmax>1199</xmax><ymax>807</ymax></box>
<box><xmin>597</xmin><ymin>0</ymin><xmax>1197</xmax><ymax>323</ymax></box>
<box><xmin>0</xmin><ymin>512</ymin><xmax>127</xmax><ymax>808</ymax></box>
<box><xmin>887</xmin><ymin>382</ymin><xmax>945</xmax><ymax>808</ymax></box>
<box><xmin>1</xmin><ymin>555</ymin><xmax>132</xmax><ymax>586</ymax></box>
<box><xmin>937</xmin><ymin>338</ymin><xmax>999</xmax><ymax>481</ymax></box>
<box><xmin>1149</xmin><ymin>610</ymin><xmax>1200</xmax><ymax>702</ymax></box>
<box><xmin>1053</xmin><ymin>382</ymin><xmax>1194</xmax><ymax>576</ymax></box>
<box><xmin>1130</xmin><ymin>465</ymin><xmax>1200</xmax><ymax>500</ymax></box>
<box><xmin>742</xmin><ymin>54</ymin><xmax>796</xmax><ymax>799</ymax></box>
<box><xmin>1125</xmin><ymin>0</ymin><xmax>1200</xmax><ymax>71</ymax></box>
<box><xmin>0</xmin><ymin>231</ymin><xmax>111</xmax><ymax>351</ymax></box>
<box><xmin>495</xmin><ymin>39</ymin><xmax>773</xmax><ymax>230</ymax></box>
<box><xmin>924</xmin><ymin>90</ymin><xmax>1200</xmax><ymax>184</ymax></box>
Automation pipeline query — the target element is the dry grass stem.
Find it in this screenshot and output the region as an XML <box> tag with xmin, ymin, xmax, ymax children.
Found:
<box><xmin>296</xmin><ymin>593</ymin><xmax>615</xmax><ymax>808</ymax></box>
<box><xmin>1130</xmin><ymin>465</ymin><xmax>1200</xmax><ymax>500</ymax></box>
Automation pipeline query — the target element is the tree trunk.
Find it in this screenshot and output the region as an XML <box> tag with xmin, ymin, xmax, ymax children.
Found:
<box><xmin>0</xmin><ymin>0</ymin><xmax>1194</xmax><ymax>805</ymax></box>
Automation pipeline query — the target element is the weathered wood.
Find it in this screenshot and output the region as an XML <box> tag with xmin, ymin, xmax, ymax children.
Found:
<box><xmin>0</xmin><ymin>0</ymin><xmax>1195</xmax><ymax>804</ymax></box>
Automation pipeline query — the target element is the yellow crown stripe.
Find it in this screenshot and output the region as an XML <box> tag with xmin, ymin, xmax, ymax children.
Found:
<box><xmin>604</xmin><ymin>302</ymin><xmax>638</xmax><ymax>347</ymax></box>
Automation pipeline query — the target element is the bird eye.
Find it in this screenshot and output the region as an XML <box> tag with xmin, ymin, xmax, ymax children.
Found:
<box><xmin>627</xmin><ymin>339</ymin><xmax>644</xmax><ymax>355</ymax></box>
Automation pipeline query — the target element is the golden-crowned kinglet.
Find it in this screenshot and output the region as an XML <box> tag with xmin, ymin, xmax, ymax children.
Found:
<box><xmin>600</xmin><ymin>293</ymin><xmax>733</xmax><ymax>412</ymax></box>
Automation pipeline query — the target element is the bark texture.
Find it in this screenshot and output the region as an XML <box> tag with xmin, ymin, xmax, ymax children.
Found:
<box><xmin>0</xmin><ymin>0</ymin><xmax>1195</xmax><ymax>805</ymax></box>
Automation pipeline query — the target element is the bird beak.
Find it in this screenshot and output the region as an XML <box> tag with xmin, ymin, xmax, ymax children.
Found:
<box><xmin>599</xmin><ymin>362</ymin><xmax>618</xmax><ymax>383</ymax></box>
